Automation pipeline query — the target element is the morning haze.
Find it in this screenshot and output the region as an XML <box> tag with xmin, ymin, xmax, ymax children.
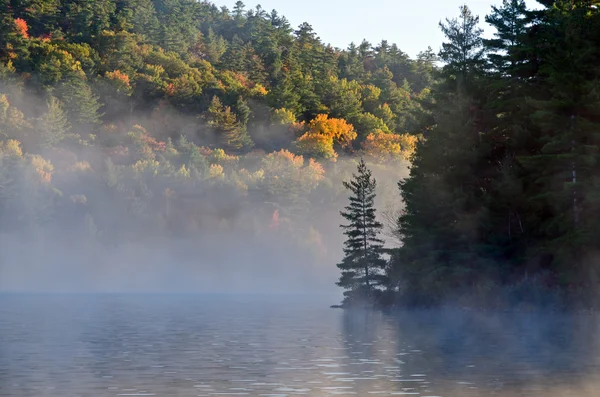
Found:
<box><xmin>3</xmin><ymin>1</ymin><xmax>600</xmax><ymax>396</ymax></box>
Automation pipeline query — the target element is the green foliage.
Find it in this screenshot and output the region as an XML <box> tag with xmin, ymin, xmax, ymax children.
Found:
<box><xmin>37</xmin><ymin>96</ymin><xmax>74</xmax><ymax>148</ymax></box>
<box><xmin>392</xmin><ymin>1</ymin><xmax>600</xmax><ymax>308</ymax></box>
<box><xmin>337</xmin><ymin>158</ymin><xmax>388</xmax><ymax>305</ymax></box>
<box><xmin>4</xmin><ymin>0</ymin><xmax>600</xmax><ymax>308</ymax></box>
<box><xmin>206</xmin><ymin>96</ymin><xmax>253</xmax><ymax>152</ymax></box>
<box><xmin>55</xmin><ymin>74</ymin><xmax>103</xmax><ymax>128</ymax></box>
<box><xmin>438</xmin><ymin>5</ymin><xmax>485</xmax><ymax>91</ymax></box>
<box><xmin>0</xmin><ymin>0</ymin><xmax>437</xmax><ymax>302</ymax></box>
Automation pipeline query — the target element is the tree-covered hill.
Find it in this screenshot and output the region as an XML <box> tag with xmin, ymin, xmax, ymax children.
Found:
<box><xmin>0</xmin><ymin>0</ymin><xmax>424</xmax><ymax>291</ymax></box>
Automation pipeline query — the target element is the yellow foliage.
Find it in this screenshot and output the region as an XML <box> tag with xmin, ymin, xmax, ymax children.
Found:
<box><xmin>294</xmin><ymin>132</ymin><xmax>337</xmax><ymax>161</ymax></box>
<box><xmin>210</xmin><ymin>148</ymin><xmax>239</xmax><ymax>165</ymax></box>
<box><xmin>208</xmin><ymin>163</ymin><xmax>224</xmax><ymax>179</ymax></box>
<box><xmin>361</xmin><ymin>84</ymin><xmax>382</xmax><ymax>102</ymax></box>
<box><xmin>292</xmin><ymin>114</ymin><xmax>357</xmax><ymax>160</ymax></box>
<box><xmin>132</xmin><ymin>159</ymin><xmax>160</xmax><ymax>176</ymax></box>
<box><xmin>177</xmin><ymin>164</ymin><xmax>190</xmax><ymax>178</ymax></box>
<box><xmin>143</xmin><ymin>64</ymin><xmax>165</xmax><ymax>79</ymax></box>
<box><xmin>362</xmin><ymin>131</ymin><xmax>418</xmax><ymax>161</ymax></box>
<box><xmin>250</xmin><ymin>84</ymin><xmax>268</xmax><ymax>97</ymax></box>
<box><xmin>29</xmin><ymin>154</ymin><xmax>54</xmax><ymax>183</ymax></box>
<box><xmin>0</xmin><ymin>95</ymin><xmax>31</xmax><ymax>136</ymax></box>
<box><xmin>271</xmin><ymin>108</ymin><xmax>296</xmax><ymax>125</ymax></box>
<box><xmin>307</xmin><ymin>114</ymin><xmax>357</xmax><ymax>148</ymax></box>
<box><xmin>68</xmin><ymin>161</ymin><xmax>92</xmax><ymax>173</ymax></box>
<box><xmin>0</xmin><ymin>139</ymin><xmax>23</xmax><ymax>158</ymax></box>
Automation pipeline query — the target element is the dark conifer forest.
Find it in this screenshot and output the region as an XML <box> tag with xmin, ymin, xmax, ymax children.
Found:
<box><xmin>1</xmin><ymin>0</ymin><xmax>600</xmax><ymax>307</ymax></box>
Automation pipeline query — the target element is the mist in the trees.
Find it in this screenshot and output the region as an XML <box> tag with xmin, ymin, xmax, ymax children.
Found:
<box><xmin>0</xmin><ymin>0</ymin><xmax>422</xmax><ymax>295</ymax></box>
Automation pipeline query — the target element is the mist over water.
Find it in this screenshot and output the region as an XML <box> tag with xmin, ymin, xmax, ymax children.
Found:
<box><xmin>0</xmin><ymin>159</ymin><xmax>406</xmax><ymax>295</ymax></box>
<box><xmin>0</xmin><ymin>231</ymin><xmax>342</xmax><ymax>294</ymax></box>
<box><xmin>2</xmin><ymin>294</ymin><xmax>600</xmax><ymax>397</ymax></box>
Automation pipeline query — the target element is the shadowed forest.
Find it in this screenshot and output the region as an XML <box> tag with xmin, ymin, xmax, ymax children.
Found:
<box><xmin>1</xmin><ymin>0</ymin><xmax>600</xmax><ymax>308</ymax></box>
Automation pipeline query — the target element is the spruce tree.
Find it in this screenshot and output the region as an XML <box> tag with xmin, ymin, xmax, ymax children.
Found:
<box><xmin>337</xmin><ymin>158</ymin><xmax>387</xmax><ymax>305</ymax></box>
<box><xmin>390</xmin><ymin>5</ymin><xmax>489</xmax><ymax>305</ymax></box>
<box><xmin>37</xmin><ymin>96</ymin><xmax>73</xmax><ymax>149</ymax></box>
<box><xmin>55</xmin><ymin>75</ymin><xmax>103</xmax><ymax>129</ymax></box>
<box><xmin>438</xmin><ymin>5</ymin><xmax>485</xmax><ymax>91</ymax></box>
<box><xmin>206</xmin><ymin>96</ymin><xmax>253</xmax><ymax>153</ymax></box>
<box><xmin>483</xmin><ymin>0</ymin><xmax>529</xmax><ymax>76</ymax></box>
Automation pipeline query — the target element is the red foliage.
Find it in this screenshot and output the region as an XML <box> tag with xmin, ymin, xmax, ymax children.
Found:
<box><xmin>269</xmin><ymin>209</ymin><xmax>280</xmax><ymax>230</ymax></box>
<box><xmin>166</xmin><ymin>83</ymin><xmax>175</xmax><ymax>96</ymax></box>
<box><xmin>14</xmin><ymin>18</ymin><xmax>29</xmax><ymax>39</ymax></box>
<box><xmin>137</xmin><ymin>131</ymin><xmax>166</xmax><ymax>152</ymax></box>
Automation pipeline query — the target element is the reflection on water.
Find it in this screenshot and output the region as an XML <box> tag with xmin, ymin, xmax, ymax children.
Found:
<box><xmin>1</xmin><ymin>294</ymin><xmax>600</xmax><ymax>396</ymax></box>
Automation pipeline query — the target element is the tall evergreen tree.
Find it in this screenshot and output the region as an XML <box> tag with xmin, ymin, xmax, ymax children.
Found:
<box><xmin>337</xmin><ymin>158</ymin><xmax>387</xmax><ymax>305</ymax></box>
<box><xmin>483</xmin><ymin>0</ymin><xmax>529</xmax><ymax>76</ymax></box>
<box><xmin>438</xmin><ymin>5</ymin><xmax>485</xmax><ymax>91</ymax></box>
<box><xmin>206</xmin><ymin>96</ymin><xmax>253</xmax><ymax>152</ymax></box>
<box><xmin>55</xmin><ymin>74</ymin><xmax>103</xmax><ymax>131</ymax></box>
<box><xmin>37</xmin><ymin>96</ymin><xmax>73</xmax><ymax>149</ymax></box>
<box><xmin>390</xmin><ymin>5</ymin><xmax>489</xmax><ymax>305</ymax></box>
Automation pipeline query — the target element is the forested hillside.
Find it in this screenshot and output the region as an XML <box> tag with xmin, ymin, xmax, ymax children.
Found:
<box><xmin>3</xmin><ymin>0</ymin><xmax>600</xmax><ymax>307</ymax></box>
<box><xmin>0</xmin><ymin>0</ymin><xmax>426</xmax><ymax>291</ymax></box>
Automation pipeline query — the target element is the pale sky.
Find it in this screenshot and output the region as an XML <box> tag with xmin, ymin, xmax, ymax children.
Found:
<box><xmin>212</xmin><ymin>0</ymin><xmax>543</xmax><ymax>58</ymax></box>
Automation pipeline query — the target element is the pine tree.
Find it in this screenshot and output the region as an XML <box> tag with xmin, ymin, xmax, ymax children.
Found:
<box><xmin>203</xmin><ymin>27</ymin><xmax>228</xmax><ymax>64</ymax></box>
<box><xmin>483</xmin><ymin>0</ymin><xmax>529</xmax><ymax>76</ymax></box>
<box><xmin>37</xmin><ymin>96</ymin><xmax>73</xmax><ymax>149</ymax></box>
<box><xmin>438</xmin><ymin>5</ymin><xmax>485</xmax><ymax>91</ymax></box>
<box><xmin>516</xmin><ymin>1</ymin><xmax>600</xmax><ymax>280</ymax></box>
<box><xmin>206</xmin><ymin>96</ymin><xmax>253</xmax><ymax>153</ymax></box>
<box><xmin>337</xmin><ymin>158</ymin><xmax>387</xmax><ymax>306</ymax></box>
<box><xmin>232</xmin><ymin>1</ymin><xmax>246</xmax><ymax>22</ymax></box>
<box><xmin>65</xmin><ymin>0</ymin><xmax>116</xmax><ymax>43</ymax></box>
<box><xmin>127</xmin><ymin>0</ymin><xmax>160</xmax><ymax>44</ymax></box>
<box><xmin>234</xmin><ymin>96</ymin><xmax>251</xmax><ymax>128</ymax></box>
<box><xmin>389</xmin><ymin>5</ymin><xmax>489</xmax><ymax>305</ymax></box>
<box><xmin>221</xmin><ymin>35</ymin><xmax>245</xmax><ymax>72</ymax></box>
<box><xmin>55</xmin><ymin>75</ymin><xmax>103</xmax><ymax>129</ymax></box>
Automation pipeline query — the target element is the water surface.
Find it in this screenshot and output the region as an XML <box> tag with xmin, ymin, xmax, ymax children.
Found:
<box><xmin>1</xmin><ymin>294</ymin><xmax>600</xmax><ymax>396</ymax></box>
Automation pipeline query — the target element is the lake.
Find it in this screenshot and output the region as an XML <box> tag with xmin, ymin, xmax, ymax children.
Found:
<box><xmin>1</xmin><ymin>294</ymin><xmax>600</xmax><ymax>396</ymax></box>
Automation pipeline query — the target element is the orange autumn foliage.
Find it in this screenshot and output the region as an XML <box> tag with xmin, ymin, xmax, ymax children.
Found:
<box><xmin>166</xmin><ymin>83</ymin><xmax>176</xmax><ymax>96</ymax></box>
<box><xmin>106</xmin><ymin>70</ymin><xmax>131</xmax><ymax>87</ymax></box>
<box><xmin>14</xmin><ymin>18</ymin><xmax>29</xmax><ymax>39</ymax></box>
<box><xmin>306</xmin><ymin>114</ymin><xmax>357</xmax><ymax>148</ymax></box>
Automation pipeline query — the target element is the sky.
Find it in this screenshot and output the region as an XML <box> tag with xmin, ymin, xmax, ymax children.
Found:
<box><xmin>212</xmin><ymin>0</ymin><xmax>543</xmax><ymax>58</ymax></box>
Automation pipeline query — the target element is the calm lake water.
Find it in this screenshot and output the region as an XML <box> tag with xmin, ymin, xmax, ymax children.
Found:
<box><xmin>1</xmin><ymin>294</ymin><xmax>600</xmax><ymax>397</ymax></box>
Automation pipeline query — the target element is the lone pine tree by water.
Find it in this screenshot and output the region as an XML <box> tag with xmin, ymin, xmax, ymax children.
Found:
<box><xmin>336</xmin><ymin>158</ymin><xmax>388</xmax><ymax>307</ymax></box>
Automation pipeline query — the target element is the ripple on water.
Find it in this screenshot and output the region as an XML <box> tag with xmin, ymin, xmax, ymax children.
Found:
<box><xmin>259</xmin><ymin>394</ymin><xmax>288</xmax><ymax>397</ymax></box>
